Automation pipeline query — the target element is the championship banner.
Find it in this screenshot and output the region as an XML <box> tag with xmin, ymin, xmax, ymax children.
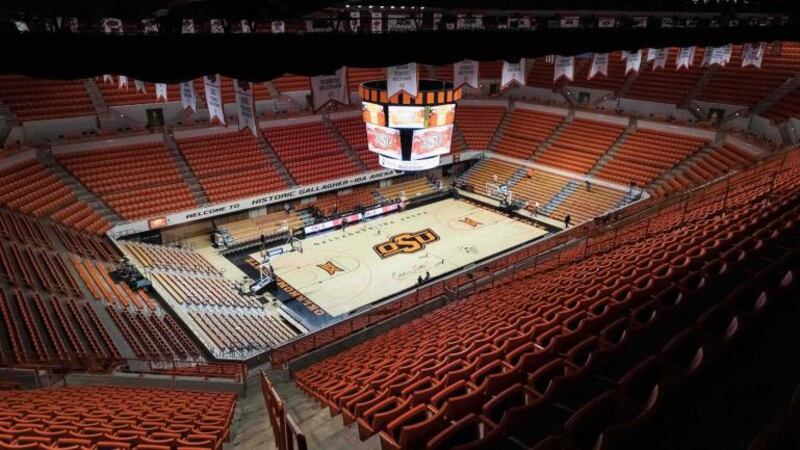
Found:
<box><xmin>632</xmin><ymin>16</ymin><xmax>648</xmax><ymax>28</ymax></box>
<box><xmin>387</xmin><ymin>63</ymin><xmax>418</xmax><ymax>98</ymax></box>
<box><xmin>371</xmin><ymin>13</ymin><xmax>383</xmax><ymax>33</ymax></box>
<box><xmin>142</xmin><ymin>18</ymin><xmax>158</xmax><ymax>34</ymax></box>
<box><xmin>388</xmin><ymin>15</ymin><xmax>415</xmax><ymax>32</ymax></box>
<box><xmin>676</xmin><ymin>46</ymin><xmax>695</xmax><ymax>70</ymax></box>
<box><xmin>598</xmin><ymin>17</ymin><xmax>615</xmax><ymax>28</ymax></box>
<box><xmin>156</xmin><ymin>83</ymin><xmax>168</xmax><ymax>101</ymax></box>
<box><xmin>68</xmin><ymin>18</ymin><xmax>79</xmax><ymax>33</ymax></box>
<box><xmin>589</xmin><ymin>53</ymin><xmax>609</xmax><ymax>79</ymax></box>
<box><xmin>646</xmin><ymin>48</ymin><xmax>657</xmax><ymax>62</ymax></box>
<box><xmin>457</xmin><ymin>15</ymin><xmax>483</xmax><ymax>30</ymax></box>
<box><xmin>560</xmin><ymin>16</ymin><xmax>579</xmax><ymax>29</ymax></box>
<box><xmin>453</xmin><ymin>60</ymin><xmax>479</xmax><ymax>89</ymax></box>
<box><xmin>545</xmin><ymin>55</ymin><xmax>555</xmax><ymax>64</ymax></box>
<box><xmin>701</xmin><ymin>47</ymin><xmax>712</xmax><ymax>67</ymax></box>
<box><xmin>310</xmin><ymin>67</ymin><xmax>349</xmax><ymax>111</ymax></box>
<box><xmin>722</xmin><ymin>44</ymin><xmax>733</xmax><ymax>66</ymax></box>
<box><xmin>118</xmin><ymin>75</ymin><xmax>128</xmax><ymax>89</ymax></box>
<box><xmin>553</xmin><ymin>56</ymin><xmax>575</xmax><ymax>82</ymax></box>
<box><xmin>134</xmin><ymin>80</ymin><xmax>146</xmax><ymax>93</ymax></box>
<box><xmin>102</xmin><ymin>74</ymin><xmax>113</xmax><ymax>83</ymax></box>
<box><xmin>102</xmin><ymin>18</ymin><xmax>123</xmax><ymax>34</ymax></box>
<box><xmin>508</xmin><ymin>17</ymin><xmax>532</xmax><ymax>30</ymax></box>
<box><xmin>238</xmin><ymin>19</ymin><xmax>252</xmax><ymax>34</ymax></box>
<box><xmin>271</xmin><ymin>21</ymin><xmax>285</xmax><ymax>34</ymax></box>
<box><xmin>209</xmin><ymin>19</ymin><xmax>225</xmax><ymax>34</ymax></box>
<box><xmin>350</xmin><ymin>11</ymin><xmax>361</xmax><ymax>32</ymax></box>
<box><xmin>703</xmin><ymin>47</ymin><xmax>727</xmax><ymax>66</ymax></box>
<box><xmin>182</xmin><ymin>19</ymin><xmax>195</xmax><ymax>34</ymax></box>
<box><xmin>501</xmin><ymin>59</ymin><xmax>526</xmax><ymax>89</ymax></box>
<box><xmin>235</xmin><ymin>80</ymin><xmax>257</xmax><ymax>136</ymax></box>
<box><xmin>180</xmin><ymin>81</ymin><xmax>197</xmax><ymax>112</ymax></box>
<box><xmin>203</xmin><ymin>75</ymin><xmax>225</xmax><ymax>125</ymax></box>
<box><xmin>653</xmin><ymin>48</ymin><xmax>668</xmax><ymax>70</ymax></box>
<box><xmin>433</xmin><ymin>13</ymin><xmax>443</xmax><ymax>30</ymax></box>
<box><xmin>742</xmin><ymin>42</ymin><xmax>766</xmax><ymax>68</ymax></box>
<box><xmin>625</xmin><ymin>50</ymin><xmax>643</xmax><ymax>75</ymax></box>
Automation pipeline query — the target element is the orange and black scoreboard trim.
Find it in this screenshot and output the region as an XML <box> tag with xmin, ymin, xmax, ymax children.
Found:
<box><xmin>359</xmin><ymin>80</ymin><xmax>462</xmax><ymax>106</ymax></box>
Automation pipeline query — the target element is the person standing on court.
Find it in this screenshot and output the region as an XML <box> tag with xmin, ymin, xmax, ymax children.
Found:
<box><xmin>564</xmin><ymin>214</ymin><xmax>571</xmax><ymax>228</ymax></box>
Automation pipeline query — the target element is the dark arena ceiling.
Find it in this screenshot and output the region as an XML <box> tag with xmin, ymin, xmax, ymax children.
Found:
<box><xmin>0</xmin><ymin>0</ymin><xmax>798</xmax><ymax>82</ymax></box>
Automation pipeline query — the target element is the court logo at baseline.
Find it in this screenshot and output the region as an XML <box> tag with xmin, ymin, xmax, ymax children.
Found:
<box><xmin>317</xmin><ymin>261</ymin><xmax>344</xmax><ymax>276</ymax></box>
<box><xmin>373</xmin><ymin>229</ymin><xmax>440</xmax><ymax>259</ymax></box>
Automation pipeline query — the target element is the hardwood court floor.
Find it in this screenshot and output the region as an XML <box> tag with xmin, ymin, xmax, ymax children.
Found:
<box><xmin>257</xmin><ymin>198</ymin><xmax>546</xmax><ymax>317</ymax></box>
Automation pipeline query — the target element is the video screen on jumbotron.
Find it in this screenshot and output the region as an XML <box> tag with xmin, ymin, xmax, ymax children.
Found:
<box><xmin>361</xmin><ymin>102</ymin><xmax>386</xmax><ymax>126</ymax></box>
<box><xmin>411</xmin><ymin>125</ymin><xmax>454</xmax><ymax>160</ymax></box>
<box><xmin>365</xmin><ymin>123</ymin><xmax>402</xmax><ymax>158</ymax></box>
<box><xmin>388</xmin><ymin>104</ymin><xmax>457</xmax><ymax>129</ymax></box>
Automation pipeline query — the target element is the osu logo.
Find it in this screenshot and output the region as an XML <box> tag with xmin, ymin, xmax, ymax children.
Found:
<box><xmin>317</xmin><ymin>261</ymin><xmax>344</xmax><ymax>276</ymax></box>
<box><xmin>374</xmin><ymin>229</ymin><xmax>440</xmax><ymax>259</ymax></box>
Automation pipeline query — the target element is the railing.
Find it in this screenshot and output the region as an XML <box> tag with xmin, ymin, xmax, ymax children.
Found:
<box><xmin>268</xmin><ymin>148</ymin><xmax>797</xmax><ymax>368</ymax></box>
<box><xmin>260</xmin><ymin>371</ymin><xmax>307</xmax><ymax>450</ymax></box>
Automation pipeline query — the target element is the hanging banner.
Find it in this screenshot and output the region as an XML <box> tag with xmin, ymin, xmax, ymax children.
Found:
<box><xmin>142</xmin><ymin>18</ymin><xmax>159</xmax><ymax>34</ymax></box>
<box><xmin>118</xmin><ymin>75</ymin><xmax>128</xmax><ymax>89</ymax></box>
<box><xmin>387</xmin><ymin>63</ymin><xmax>418</xmax><ymax>98</ymax></box>
<box><xmin>589</xmin><ymin>53</ymin><xmax>609</xmax><ymax>79</ymax></box>
<box><xmin>653</xmin><ymin>49</ymin><xmax>668</xmax><ymax>70</ymax></box>
<box><xmin>67</xmin><ymin>18</ymin><xmax>79</xmax><ymax>33</ymax></box>
<box><xmin>646</xmin><ymin>48</ymin><xmax>657</xmax><ymax>62</ymax></box>
<box><xmin>553</xmin><ymin>56</ymin><xmax>575</xmax><ymax>82</ymax></box>
<box><xmin>102</xmin><ymin>18</ymin><xmax>123</xmax><ymax>34</ymax></box>
<box><xmin>156</xmin><ymin>83</ymin><xmax>168</xmax><ymax>101</ymax></box>
<box><xmin>742</xmin><ymin>42</ymin><xmax>766</xmax><ymax>68</ymax></box>
<box><xmin>102</xmin><ymin>74</ymin><xmax>113</xmax><ymax>83</ymax></box>
<box><xmin>676</xmin><ymin>46</ymin><xmax>695</xmax><ymax>70</ymax></box>
<box><xmin>371</xmin><ymin>13</ymin><xmax>382</xmax><ymax>33</ymax></box>
<box><xmin>134</xmin><ymin>80</ymin><xmax>146</xmax><ymax>93</ymax></box>
<box><xmin>271</xmin><ymin>21</ymin><xmax>285</xmax><ymax>34</ymax></box>
<box><xmin>632</xmin><ymin>17</ymin><xmax>648</xmax><ymax>28</ymax></box>
<box><xmin>708</xmin><ymin>46</ymin><xmax>729</xmax><ymax>66</ymax></box>
<box><xmin>453</xmin><ymin>60</ymin><xmax>479</xmax><ymax>89</ymax></box>
<box><xmin>310</xmin><ymin>67</ymin><xmax>349</xmax><ymax>111</ymax></box>
<box><xmin>721</xmin><ymin>44</ymin><xmax>733</xmax><ymax>65</ymax></box>
<box><xmin>388</xmin><ymin>15</ymin><xmax>415</xmax><ymax>32</ymax></box>
<box><xmin>209</xmin><ymin>19</ymin><xmax>225</xmax><ymax>34</ymax></box>
<box><xmin>560</xmin><ymin>16</ymin><xmax>580</xmax><ymax>29</ymax></box>
<box><xmin>501</xmin><ymin>59</ymin><xmax>526</xmax><ymax>89</ymax></box>
<box><xmin>235</xmin><ymin>80</ymin><xmax>257</xmax><ymax>136</ymax></box>
<box><xmin>625</xmin><ymin>50</ymin><xmax>643</xmax><ymax>75</ymax></box>
<box><xmin>203</xmin><ymin>75</ymin><xmax>225</xmax><ymax>125</ymax></box>
<box><xmin>508</xmin><ymin>17</ymin><xmax>532</xmax><ymax>30</ymax></box>
<box><xmin>180</xmin><ymin>81</ymin><xmax>197</xmax><ymax>112</ymax></box>
<box><xmin>238</xmin><ymin>20</ymin><xmax>252</xmax><ymax>34</ymax></box>
<box><xmin>545</xmin><ymin>55</ymin><xmax>555</xmax><ymax>64</ymax></box>
<box><xmin>350</xmin><ymin>12</ymin><xmax>361</xmax><ymax>32</ymax></box>
<box><xmin>182</xmin><ymin>19</ymin><xmax>195</xmax><ymax>34</ymax></box>
<box><xmin>457</xmin><ymin>15</ymin><xmax>483</xmax><ymax>30</ymax></box>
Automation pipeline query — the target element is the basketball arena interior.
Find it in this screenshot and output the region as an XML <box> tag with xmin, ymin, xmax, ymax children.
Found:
<box><xmin>2</xmin><ymin>0</ymin><xmax>800</xmax><ymax>449</ymax></box>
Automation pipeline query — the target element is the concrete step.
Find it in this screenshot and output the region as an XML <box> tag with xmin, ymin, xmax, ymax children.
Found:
<box><xmin>257</xmin><ymin>129</ymin><xmax>298</xmax><ymax>187</ymax></box>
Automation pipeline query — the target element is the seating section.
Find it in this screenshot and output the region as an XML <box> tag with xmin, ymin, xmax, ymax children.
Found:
<box><xmin>177</xmin><ymin>130</ymin><xmax>288</xmax><ymax>203</ymax></box>
<box><xmin>459</xmin><ymin>159</ymin><xmax>520</xmax><ymax>199</ymax></box>
<box><xmin>271</xmin><ymin>74</ymin><xmax>311</xmax><ymax>93</ymax></box>
<box><xmin>0</xmin><ymin>289</ymin><xmax>121</xmax><ymax>369</ymax></box>
<box><xmin>293</xmin><ymin>148</ymin><xmax>800</xmax><ymax>449</ymax></box>
<box><xmin>550</xmin><ymin>183</ymin><xmax>626</xmax><ymax>224</ymax></box>
<box><xmin>0</xmin><ymin>75</ymin><xmax>94</xmax><ymax>121</ymax></box>
<box><xmin>378</xmin><ymin>178</ymin><xmax>438</xmax><ymax>203</ymax></box>
<box><xmin>57</xmin><ymin>141</ymin><xmax>197</xmax><ymax>220</ymax></box>
<box><xmin>699</xmin><ymin>43</ymin><xmax>800</xmax><ymax>106</ymax></box>
<box><xmin>595</xmin><ymin>129</ymin><xmax>709</xmax><ymax>187</ymax></box>
<box><xmin>762</xmin><ymin>88</ymin><xmax>800</xmax><ymax>123</ymax></box>
<box><xmin>0</xmin><ymin>209</ymin><xmax>54</xmax><ymax>250</ymax></box>
<box><xmin>187</xmin><ymin>309</ymin><xmax>300</xmax><ymax>357</ymax></box>
<box><xmin>625</xmin><ymin>48</ymin><xmax>707</xmax><ymax>105</ymax></box>
<box><xmin>123</xmin><ymin>242</ymin><xmax>219</xmax><ymax>275</ymax></box>
<box><xmin>512</xmin><ymin>169</ymin><xmax>577</xmax><ymax>214</ymax></box>
<box><xmin>333</xmin><ymin>116</ymin><xmax>382</xmax><ymax>170</ymax></box>
<box><xmin>533</xmin><ymin>119</ymin><xmax>625</xmax><ymax>173</ymax></box>
<box><xmin>264</xmin><ymin>121</ymin><xmax>361</xmax><ymax>185</ymax></box>
<box><xmin>0</xmin><ymin>160</ymin><xmax>110</xmax><ymax>234</ymax></box>
<box><xmin>216</xmin><ymin>211</ymin><xmax>305</xmax><ymax>248</ymax></box>
<box><xmin>53</xmin><ymin>225</ymin><xmax>119</xmax><ymax>261</ymax></box>
<box><xmin>569</xmin><ymin>51</ymin><xmax>629</xmax><ymax>93</ymax></box>
<box><xmin>304</xmin><ymin>186</ymin><xmax>378</xmax><ymax>217</ymax></box>
<box><xmin>653</xmin><ymin>144</ymin><xmax>756</xmax><ymax>195</ymax></box>
<box><xmin>455</xmin><ymin>106</ymin><xmax>506</xmax><ymax>150</ymax></box>
<box><xmin>0</xmin><ymin>386</ymin><xmax>236</xmax><ymax>450</ymax></box>
<box><xmin>106</xmin><ymin>305</ymin><xmax>203</xmax><ymax>362</ymax></box>
<box><xmin>494</xmin><ymin>109</ymin><xmax>564</xmax><ymax>159</ymax></box>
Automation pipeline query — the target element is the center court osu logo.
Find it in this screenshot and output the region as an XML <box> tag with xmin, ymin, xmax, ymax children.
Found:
<box><xmin>373</xmin><ymin>229</ymin><xmax>440</xmax><ymax>259</ymax></box>
<box><xmin>317</xmin><ymin>261</ymin><xmax>344</xmax><ymax>276</ymax></box>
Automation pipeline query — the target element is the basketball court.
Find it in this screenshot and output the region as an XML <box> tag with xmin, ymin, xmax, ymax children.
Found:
<box><xmin>250</xmin><ymin>198</ymin><xmax>547</xmax><ymax>317</ymax></box>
